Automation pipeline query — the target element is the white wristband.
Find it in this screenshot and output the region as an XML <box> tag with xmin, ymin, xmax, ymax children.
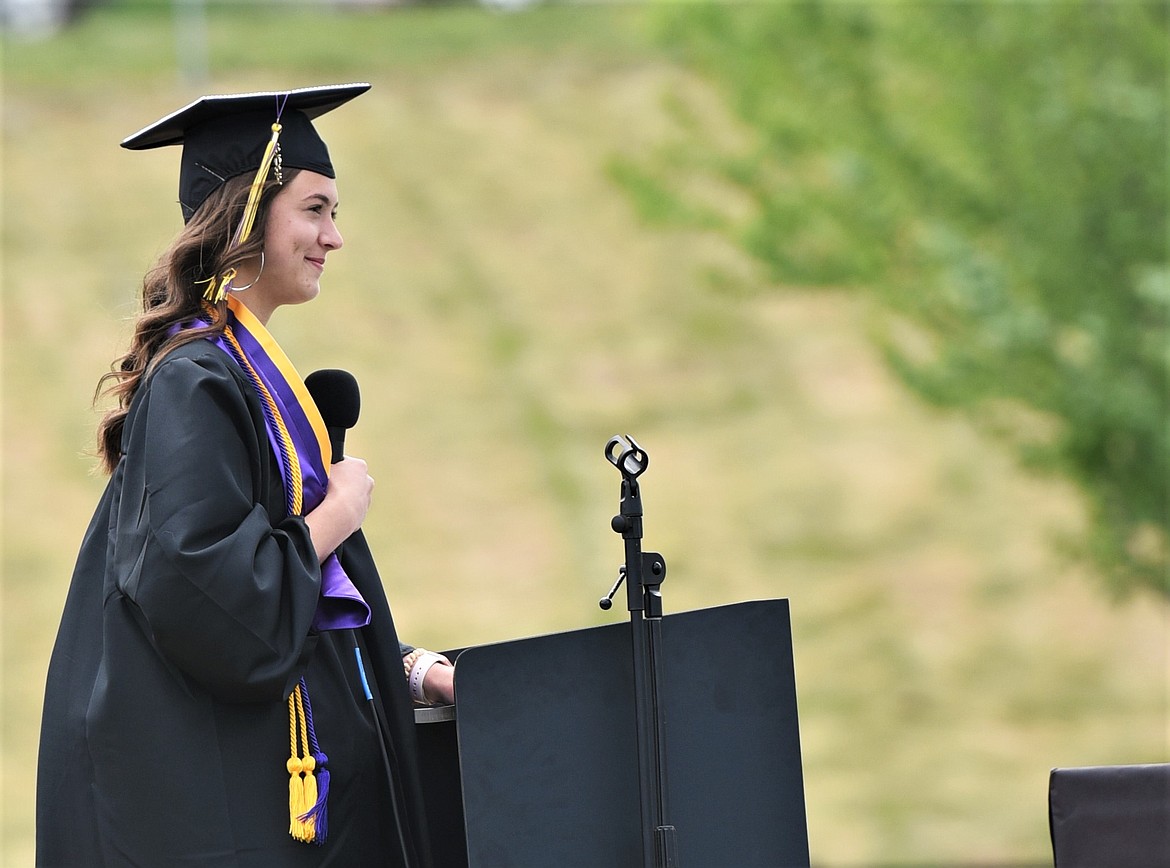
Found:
<box><xmin>408</xmin><ymin>652</ymin><xmax>445</xmax><ymax>705</ymax></box>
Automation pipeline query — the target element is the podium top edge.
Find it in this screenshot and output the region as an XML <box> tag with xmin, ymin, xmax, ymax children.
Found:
<box><xmin>414</xmin><ymin>704</ymin><xmax>456</xmax><ymax>725</ymax></box>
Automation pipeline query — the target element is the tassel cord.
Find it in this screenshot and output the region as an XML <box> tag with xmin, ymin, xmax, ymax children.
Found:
<box><xmin>298</xmin><ymin>678</ymin><xmax>331</xmax><ymax>843</ymax></box>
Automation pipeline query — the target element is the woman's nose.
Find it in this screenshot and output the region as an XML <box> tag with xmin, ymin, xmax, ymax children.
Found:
<box><xmin>323</xmin><ymin>218</ymin><xmax>343</xmax><ymax>250</ymax></box>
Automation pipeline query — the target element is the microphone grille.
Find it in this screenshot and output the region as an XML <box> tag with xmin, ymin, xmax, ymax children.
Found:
<box><xmin>305</xmin><ymin>369</ymin><xmax>360</xmax><ymax>429</ymax></box>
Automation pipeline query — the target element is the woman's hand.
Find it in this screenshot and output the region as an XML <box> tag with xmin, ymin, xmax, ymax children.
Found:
<box><xmin>304</xmin><ymin>456</ymin><xmax>374</xmax><ymax>563</ymax></box>
<box><xmin>423</xmin><ymin>661</ymin><xmax>455</xmax><ymax>706</ymax></box>
<box><xmin>404</xmin><ymin>649</ymin><xmax>456</xmax><ymax>706</ymax></box>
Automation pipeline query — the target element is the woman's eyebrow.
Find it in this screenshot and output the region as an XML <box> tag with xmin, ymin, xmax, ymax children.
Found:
<box><xmin>304</xmin><ymin>192</ymin><xmax>339</xmax><ymax>208</ymax></box>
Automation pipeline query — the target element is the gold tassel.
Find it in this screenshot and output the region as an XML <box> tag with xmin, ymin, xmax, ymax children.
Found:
<box><xmin>301</xmin><ymin>753</ymin><xmax>318</xmax><ymax>840</ymax></box>
<box><xmin>197</xmin><ymin>267</ymin><xmax>237</xmax><ymax>304</ymax></box>
<box><xmin>287</xmin><ymin>755</ymin><xmax>308</xmax><ymax>841</ymax></box>
<box><xmin>236</xmin><ymin>123</ymin><xmax>282</xmax><ymax>245</ymax></box>
<box><xmin>288</xmin><ymin>685</ymin><xmax>315</xmax><ymax>843</ymax></box>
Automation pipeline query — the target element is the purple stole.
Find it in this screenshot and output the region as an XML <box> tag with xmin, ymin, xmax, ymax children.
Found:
<box><xmin>217</xmin><ymin>295</ymin><xmax>370</xmax><ymax>632</ymax></box>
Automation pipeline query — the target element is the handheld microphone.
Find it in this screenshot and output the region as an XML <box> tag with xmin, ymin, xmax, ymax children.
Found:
<box><xmin>305</xmin><ymin>369</ymin><xmax>361</xmax><ymax>464</ymax></box>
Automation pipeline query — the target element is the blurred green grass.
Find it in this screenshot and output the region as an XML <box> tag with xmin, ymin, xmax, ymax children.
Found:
<box><xmin>3</xmin><ymin>3</ymin><xmax>1166</xmax><ymax>866</ymax></box>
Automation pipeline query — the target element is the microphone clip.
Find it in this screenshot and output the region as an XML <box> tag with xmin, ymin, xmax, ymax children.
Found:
<box><xmin>598</xmin><ymin>434</ymin><xmax>668</xmax><ymax>616</ymax></box>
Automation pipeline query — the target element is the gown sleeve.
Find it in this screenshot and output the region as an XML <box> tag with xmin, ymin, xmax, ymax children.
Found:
<box><xmin>114</xmin><ymin>348</ymin><xmax>323</xmax><ymax>703</ymax></box>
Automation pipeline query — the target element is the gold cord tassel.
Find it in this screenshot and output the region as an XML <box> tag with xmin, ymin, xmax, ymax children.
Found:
<box><xmin>301</xmin><ymin>754</ymin><xmax>318</xmax><ymax>833</ymax></box>
<box><xmin>287</xmin><ymin>684</ymin><xmax>317</xmax><ymax>843</ymax></box>
<box><xmin>287</xmin><ymin>754</ymin><xmax>307</xmax><ymax>840</ymax></box>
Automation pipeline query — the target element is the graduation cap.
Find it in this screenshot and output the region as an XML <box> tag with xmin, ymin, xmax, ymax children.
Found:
<box><xmin>122</xmin><ymin>83</ymin><xmax>370</xmax><ymax>224</ymax></box>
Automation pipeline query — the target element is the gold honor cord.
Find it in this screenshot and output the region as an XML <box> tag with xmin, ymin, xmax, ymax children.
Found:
<box><xmin>222</xmin><ymin>321</ymin><xmax>332</xmax><ymax>845</ymax></box>
<box><xmin>287</xmin><ymin>683</ymin><xmax>319</xmax><ymax>843</ymax></box>
<box><xmin>221</xmin><ymin>322</ymin><xmax>304</xmax><ymax>516</ymax></box>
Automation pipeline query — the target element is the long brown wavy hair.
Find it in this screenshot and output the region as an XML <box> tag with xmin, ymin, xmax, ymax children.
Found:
<box><xmin>95</xmin><ymin>169</ymin><xmax>299</xmax><ymax>473</ymax></box>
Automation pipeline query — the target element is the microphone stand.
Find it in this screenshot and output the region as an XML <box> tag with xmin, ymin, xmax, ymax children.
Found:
<box><xmin>599</xmin><ymin>435</ymin><xmax>679</xmax><ymax>868</ymax></box>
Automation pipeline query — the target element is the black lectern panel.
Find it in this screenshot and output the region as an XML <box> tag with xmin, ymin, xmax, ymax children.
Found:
<box><xmin>454</xmin><ymin>616</ymin><xmax>643</xmax><ymax>867</ymax></box>
<box><xmin>424</xmin><ymin>599</ymin><xmax>808</xmax><ymax>867</ymax></box>
<box><xmin>1049</xmin><ymin>764</ymin><xmax>1170</xmax><ymax>867</ymax></box>
<box><xmin>661</xmin><ymin>600</ymin><xmax>808</xmax><ymax>866</ymax></box>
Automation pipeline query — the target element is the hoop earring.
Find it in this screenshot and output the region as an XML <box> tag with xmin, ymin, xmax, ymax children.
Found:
<box><xmin>231</xmin><ymin>251</ymin><xmax>265</xmax><ymax>292</ymax></box>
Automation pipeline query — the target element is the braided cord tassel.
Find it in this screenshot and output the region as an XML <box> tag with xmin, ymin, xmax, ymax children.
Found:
<box><xmin>297</xmin><ymin>678</ymin><xmax>330</xmax><ymax>843</ymax></box>
<box><xmin>287</xmin><ymin>680</ymin><xmax>329</xmax><ymax>844</ymax></box>
<box><xmin>288</xmin><ymin>685</ymin><xmax>310</xmax><ymax>841</ymax></box>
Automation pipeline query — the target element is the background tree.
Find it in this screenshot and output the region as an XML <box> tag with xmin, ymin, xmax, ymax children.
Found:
<box><xmin>613</xmin><ymin>0</ymin><xmax>1168</xmax><ymax>597</ymax></box>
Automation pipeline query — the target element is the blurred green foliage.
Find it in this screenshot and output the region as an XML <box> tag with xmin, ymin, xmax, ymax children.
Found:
<box><xmin>613</xmin><ymin>1</ymin><xmax>1168</xmax><ymax>597</ymax></box>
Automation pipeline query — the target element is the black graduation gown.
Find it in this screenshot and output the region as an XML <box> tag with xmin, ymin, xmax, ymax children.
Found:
<box><xmin>36</xmin><ymin>340</ymin><xmax>433</xmax><ymax>868</ymax></box>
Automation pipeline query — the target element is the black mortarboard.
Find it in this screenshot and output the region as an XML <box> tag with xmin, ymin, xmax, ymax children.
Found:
<box><xmin>121</xmin><ymin>83</ymin><xmax>370</xmax><ymax>222</ymax></box>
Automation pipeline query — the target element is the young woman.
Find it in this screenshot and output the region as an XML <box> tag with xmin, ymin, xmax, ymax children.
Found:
<box><xmin>36</xmin><ymin>84</ymin><xmax>451</xmax><ymax>867</ymax></box>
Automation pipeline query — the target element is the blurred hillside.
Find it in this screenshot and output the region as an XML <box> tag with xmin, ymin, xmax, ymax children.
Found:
<box><xmin>3</xmin><ymin>3</ymin><xmax>1166</xmax><ymax>866</ymax></box>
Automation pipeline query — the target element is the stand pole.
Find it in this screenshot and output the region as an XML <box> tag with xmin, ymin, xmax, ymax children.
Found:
<box><xmin>602</xmin><ymin>435</ymin><xmax>678</xmax><ymax>868</ymax></box>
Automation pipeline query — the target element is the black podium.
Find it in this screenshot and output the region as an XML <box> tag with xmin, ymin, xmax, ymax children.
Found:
<box><xmin>414</xmin><ymin>599</ymin><xmax>809</xmax><ymax>867</ymax></box>
<box><xmin>1049</xmin><ymin>763</ymin><xmax>1170</xmax><ymax>867</ymax></box>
